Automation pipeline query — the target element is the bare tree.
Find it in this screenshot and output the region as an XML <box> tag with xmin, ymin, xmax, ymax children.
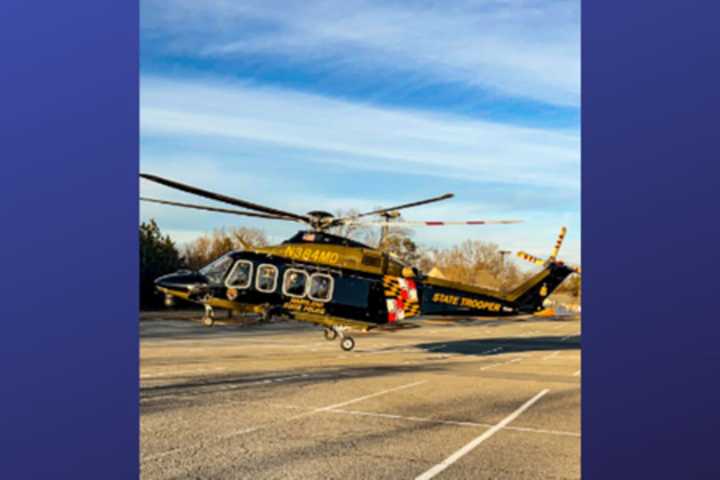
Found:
<box><xmin>421</xmin><ymin>240</ymin><xmax>532</xmax><ymax>290</ymax></box>
<box><xmin>230</xmin><ymin>227</ymin><xmax>269</xmax><ymax>249</ymax></box>
<box><xmin>381</xmin><ymin>233</ymin><xmax>423</xmax><ymax>265</ymax></box>
<box><xmin>182</xmin><ymin>227</ymin><xmax>268</xmax><ymax>270</ymax></box>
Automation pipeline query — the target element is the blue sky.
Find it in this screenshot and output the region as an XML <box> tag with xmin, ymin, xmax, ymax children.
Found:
<box><xmin>140</xmin><ymin>0</ymin><xmax>580</xmax><ymax>265</ymax></box>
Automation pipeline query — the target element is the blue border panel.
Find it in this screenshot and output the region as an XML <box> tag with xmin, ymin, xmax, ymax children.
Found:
<box><xmin>1</xmin><ymin>2</ymin><xmax>138</xmax><ymax>478</ymax></box>
<box><xmin>584</xmin><ymin>1</ymin><xmax>720</xmax><ymax>478</ymax></box>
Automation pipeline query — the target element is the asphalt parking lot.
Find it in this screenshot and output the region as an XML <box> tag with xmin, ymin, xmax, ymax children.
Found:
<box><xmin>140</xmin><ymin>311</ymin><xmax>581</xmax><ymax>479</ymax></box>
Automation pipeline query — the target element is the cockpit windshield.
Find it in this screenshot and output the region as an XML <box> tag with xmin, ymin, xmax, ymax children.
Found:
<box><xmin>199</xmin><ymin>254</ymin><xmax>234</xmax><ymax>284</ymax></box>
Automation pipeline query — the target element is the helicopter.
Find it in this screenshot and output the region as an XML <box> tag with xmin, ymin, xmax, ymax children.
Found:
<box><xmin>140</xmin><ymin>173</ymin><xmax>580</xmax><ymax>351</ymax></box>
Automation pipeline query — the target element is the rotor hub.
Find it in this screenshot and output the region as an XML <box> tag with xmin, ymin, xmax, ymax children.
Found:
<box><xmin>306</xmin><ymin>210</ymin><xmax>335</xmax><ymax>230</ymax></box>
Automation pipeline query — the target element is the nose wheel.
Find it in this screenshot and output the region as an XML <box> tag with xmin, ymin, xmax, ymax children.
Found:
<box><xmin>202</xmin><ymin>305</ymin><xmax>215</xmax><ymax>327</ymax></box>
<box><xmin>164</xmin><ymin>294</ymin><xmax>175</xmax><ymax>308</ymax></box>
<box><xmin>323</xmin><ymin>328</ymin><xmax>338</xmax><ymax>341</ymax></box>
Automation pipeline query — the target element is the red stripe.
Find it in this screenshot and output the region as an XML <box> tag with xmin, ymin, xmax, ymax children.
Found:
<box><xmin>425</xmin><ymin>221</ymin><xmax>444</xmax><ymax>226</ymax></box>
<box><xmin>466</xmin><ymin>221</ymin><xmax>486</xmax><ymax>225</ymax></box>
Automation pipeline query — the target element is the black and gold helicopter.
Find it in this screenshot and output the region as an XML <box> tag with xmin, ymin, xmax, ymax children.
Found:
<box><xmin>141</xmin><ymin>174</ymin><xmax>580</xmax><ymax>351</ymax></box>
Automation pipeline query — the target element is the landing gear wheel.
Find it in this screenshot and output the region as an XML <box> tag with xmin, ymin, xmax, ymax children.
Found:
<box><xmin>340</xmin><ymin>337</ymin><xmax>355</xmax><ymax>351</ymax></box>
<box><xmin>324</xmin><ymin>328</ymin><xmax>338</xmax><ymax>341</ymax></box>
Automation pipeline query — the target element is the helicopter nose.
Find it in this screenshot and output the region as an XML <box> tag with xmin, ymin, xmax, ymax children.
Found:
<box><xmin>155</xmin><ymin>270</ymin><xmax>210</xmax><ymax>297</ymax></box>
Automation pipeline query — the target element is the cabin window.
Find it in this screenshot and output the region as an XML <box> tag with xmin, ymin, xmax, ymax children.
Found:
<box><xmin>225</xmin><ymin>260</ymin><xmax>253</xmax><ymax>289</ymax></box>
<box><xmin>256</xmin><ymin>264</ymin><xmax>278</xmax><ymax>293</ymax></box>
<box><xmin>283</xmin><ymin>269</ymin><xmax>308</xmax><ymax>298</ymax></box>
<box><xmin>200</xmin><ymin>254</ymin><xmax>234</xmax><ymax>284</ymax></box>
<box><xmin>308</xmin><ymin>273</ymin><xmax>334</xmax><ymax>302</ymax></box>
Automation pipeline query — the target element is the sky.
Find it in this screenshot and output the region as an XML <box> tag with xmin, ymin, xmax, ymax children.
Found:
<box><xmin>139</xmin><ymin>0</ymin><xmax>580</xmax><ymax>265</ymax></box>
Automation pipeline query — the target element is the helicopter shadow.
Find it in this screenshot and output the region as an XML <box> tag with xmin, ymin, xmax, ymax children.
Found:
<box><xmin>415</xmin><ymin>335</ymin><xmax>580</xmax><ymax>356</ymax></box>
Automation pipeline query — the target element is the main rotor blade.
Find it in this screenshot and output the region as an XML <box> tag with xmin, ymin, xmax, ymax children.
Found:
<box><xmin>140</xmin><ymin>197</ymin><xmax>299</xmax><ymax>221</ymax></box>
<box><xmin>334</xmin><ymin>193</ymin><xmax>454</xmax><ymax>225</ymax></box>
<box><xmin>345</xmin><ymin>219</ymin><xmax>522</xmax><ymax>227</ymax></box>
<box><xmin>140</xmin><ymin>174</ymin><xmax>310</xmax><ymax>223</ymax></box>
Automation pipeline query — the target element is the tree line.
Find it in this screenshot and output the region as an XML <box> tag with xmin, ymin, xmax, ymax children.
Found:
<box><xmin>140</xmin><ymin>219</ymin><xmax>580</xmax><ymax>308</ymax></box>
<box><xmin>140</xmin><ymin>220</ymin><xmax>269</xmax><ymax>308</ymax></box>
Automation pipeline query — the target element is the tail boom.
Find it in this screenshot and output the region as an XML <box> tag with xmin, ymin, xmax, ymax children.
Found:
<box><xmin>417</xmin><ymin>263</ymin><xmax>574</xmax><ymax>317</ymax></box>
<box><xmin>419</xmin><ymin>277</ymin><xmax>518</xmax><ymax>317</ymax></box>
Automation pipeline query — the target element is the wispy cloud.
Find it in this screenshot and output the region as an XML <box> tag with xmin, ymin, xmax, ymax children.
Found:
<box><xmin>141</xmin><ymin>0</ymin><xmax>580</xmax><ymax>107</ymax></box>
<box><xmin>141</xmin><ymin>75</ymin><xmax>579</xmax><ymax>189</ymax></box>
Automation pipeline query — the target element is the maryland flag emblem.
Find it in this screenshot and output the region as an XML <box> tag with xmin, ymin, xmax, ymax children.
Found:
<box><xmin>383</xmin><ymin>275</ymin><xmax>420</xmax><ymax>323</ymax></box>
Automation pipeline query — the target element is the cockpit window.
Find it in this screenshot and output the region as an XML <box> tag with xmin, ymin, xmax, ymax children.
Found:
<box><xmin>283</xmin><ymin>269</ymin><xmax>308</xmax><ymax>298</ymax></box>
<box><xmin>226</xmin><ymin>260</ymin><xmax>253</xmax><ymax>289</ymax></box>
<box><xmin>256</xmin><ymin>264</ymin><xmax>278</xmax><ymax>293</ymax></box>
<box><xmin>308</xmin><ymin>273</ymin><xmax>334</xmax><ymax>302</ymax></box>
<box><xmin>199</xmin><ymin>255</ymin><xmax>233</xmax><ymax>284</ymax></box>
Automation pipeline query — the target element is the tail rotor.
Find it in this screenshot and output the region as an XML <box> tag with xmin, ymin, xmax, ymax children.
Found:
<box><xmin>516</xmin><ymin>226</ymin><xmax>581</xmax><ymax>274</ymax></box>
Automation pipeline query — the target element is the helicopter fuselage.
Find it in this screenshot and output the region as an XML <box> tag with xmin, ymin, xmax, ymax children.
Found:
<box><xmin>155</xmin><ymin>231</ymin><xmax>573</xmax><ymax>328</ymax></box>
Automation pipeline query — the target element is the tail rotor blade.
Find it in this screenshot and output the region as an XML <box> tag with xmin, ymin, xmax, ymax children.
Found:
<box><xmin>517</xmin><ymin>251</ymin><xmax>546</xmax><ymax>266</ymax></box>
<box><xmin>549</xmin><ymin>226</ymin><xmax>567</xmax><ymax>260</ymax></box>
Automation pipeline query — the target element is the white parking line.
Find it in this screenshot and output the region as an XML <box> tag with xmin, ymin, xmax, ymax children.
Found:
<box><xmin>288</xmin><ymin>380</ymin><xmax>428</xmax><ymax>419</ymax></box>
<box><xmin>561</xmin><ymin>333</ymin><xmax>579</xmax><ymax>341</ymax></box>
<box><xmin>142</xmin><ymin>380</ymin><xmax>427</xmax><ymax>463</ymax></box>
<box><xmin>426</xmin><ymin>344</ymin><xmax>448</xmax><ymax>352</ymax></box>
<box><xmin>414</xmin><ymin>389</ymin><xmax>550</xmax><ymax>480</ymax></box>
<box><xmin>483</xmin><ymin>347</ymin><xmax>503</xmax><ymax>355</ymax></box>
<box><xmin>479</xmin><ymin>356</ymin><xmax>524</xmax><ymax>371</ymax></box>
<box><xmin>326</xmin><ymin>407</ymin><xmax>579</xmax><ymax>437</ymax></box>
